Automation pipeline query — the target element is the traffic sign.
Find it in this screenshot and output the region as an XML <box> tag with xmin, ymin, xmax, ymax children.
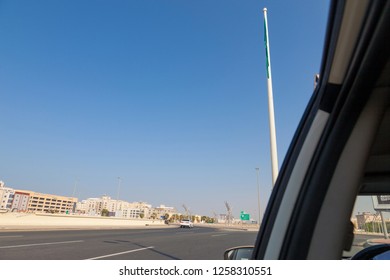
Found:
<box><xmin>240</xmin><ymin>211</ymin><xmax>250</xmax><ymax>221</ymax></box>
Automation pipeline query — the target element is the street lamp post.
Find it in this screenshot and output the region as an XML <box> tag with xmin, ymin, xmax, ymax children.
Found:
<box><xmin>255</xmin><ymin>168</ymin><xmax>261</xmax><ymax>225</ymax></box>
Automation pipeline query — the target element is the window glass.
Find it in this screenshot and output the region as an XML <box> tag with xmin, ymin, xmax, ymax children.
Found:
<box><xmin>345</xmin><ymin>196</ymin><xmax>390</xmax><ymax>259</ymax></box>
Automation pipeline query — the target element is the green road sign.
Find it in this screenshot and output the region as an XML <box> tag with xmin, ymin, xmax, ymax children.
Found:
<box><xmin>240</xmin><ymin>212</ymin><xmax>250</xmax><ymax>221</ymax></box>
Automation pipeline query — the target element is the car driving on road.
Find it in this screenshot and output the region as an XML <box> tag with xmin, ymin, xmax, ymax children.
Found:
<box><xmin>179</xmin><ymin>219</ymin><xmax>194</xmax><ymax>228</ymax></box>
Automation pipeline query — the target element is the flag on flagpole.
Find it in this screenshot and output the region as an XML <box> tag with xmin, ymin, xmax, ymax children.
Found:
<box><xmin>264</xmin><ymin>19</ymin><xmax>270</xmax><ymax>79</ymax></box>
<box><xmin>262</xmin><ymin>8</ymin><xmax>279</xmax><ymax>185</ymax></box>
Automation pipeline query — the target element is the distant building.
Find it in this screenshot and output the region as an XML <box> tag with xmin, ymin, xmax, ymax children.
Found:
<box><xmin>2</xmin><ymin>181</ymin><xmax>200</xmax><ymax>219</ymax></box>
<box><xmin>0</xmin><ymin>182</ymin><xmax>15</xmax><ymax>210</ymax></box>
<box><xmin>129</xmin><ymin>201</ymin><xmax>152</xmax><ymax>218</ymax></box>
<box><xmin>116</xmin><ymin>209</ymin><xmax>142</xmax><ymax>219</ymax></box>
<box><xmin>77</xmin><ymin>198</ymin><xmax>101</xmax><ymax>215</ymax></box>
<box><xmin>76</xmin><ymin>196</ymin><xmax>153</xmax><ymax>218</ymax></box>
<box><xmin>0</xmin><ymin>181</ymin><xmax>77</xmax><ymax>214</ymax></box>
<box><xmin>356</xmin><ymin>212</ymin><xmax>376</xmax><ymax>229</ymax></box>
<box><xmin>100</xmin><ymin>195</ymin><xmax>117</xmax><ymax>213</ymax></box>
<box><xmin>153</xmin><ymin>204</ymin><xmax>178</xmax><ymax>219</ymax></box>
<box><xmin>11</xmin><ymin>191</ymin><xmax>30</xmax><ymax>212</ymax></box>
<box><xmin>84</xmin><ymin>197</ymin><xmax>181</xmax><ymax>220</ymax></box>
<box><xmin>24</xmin><ymin>191</ymin><xmax>77</xmax><ymax>214</ymax></box>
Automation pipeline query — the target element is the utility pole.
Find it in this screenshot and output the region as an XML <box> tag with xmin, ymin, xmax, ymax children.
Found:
<box><xmin>225</xmin><ymin>201</ymin><xmax>232</xmax><ymax>226</ymax></box>
<box><xmin>255</xmin><ymin>168</ymin><xmax>261</xmax><ymax>224</ymax></box>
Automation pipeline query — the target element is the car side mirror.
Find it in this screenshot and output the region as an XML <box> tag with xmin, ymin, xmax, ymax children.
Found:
<box><xmin>224</xmin><ymin>246</ymin><xmax>254</xmax><ymax>260</ymax></box>
<box><xmin>351</xmin><ymin>244</ymin><xmax>390</xmax><ymax>260</ymax></box>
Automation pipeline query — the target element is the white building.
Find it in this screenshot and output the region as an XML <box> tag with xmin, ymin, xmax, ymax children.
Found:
<box><xmin>76</xmin><ymin>196</ymin><xmax>153</xmax><ymax>218</ymax></box>
<box><xmin>116</xmin><ymin>201</ymin><xmax>152</xmax><ymax>218</ymax></box>
<box><xmin>76</xmin><ymin>198</ymin><xmax>102</xmax><ymax>215</ymax></box>
<box><xmin>116</xmin><ymin>208</ymin><xmax>142</xmax><ymax>219</ymax></box>
<box><xmin>0</xmin><ymin>181</ymin><xmax>15</xmax><ymax>210</ymax></box>
<box><xmin>153</xmin><ymin>204</ymin><xmax>178</xmax><ymax>219</ymax></box>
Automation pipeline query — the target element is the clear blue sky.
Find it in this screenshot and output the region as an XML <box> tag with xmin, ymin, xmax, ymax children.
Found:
<box><xmin>0</xmin><ymin>0</ymin><xmax>329</xmax><ymax>219</ymax></box>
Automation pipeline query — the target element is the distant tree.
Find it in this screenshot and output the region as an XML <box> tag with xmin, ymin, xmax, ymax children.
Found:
<box><xmin>205</xmin><ymin>217</ymin><xmax>215</xmax><ymax>223</ymax></box>
<box><xmin>151</xmin><ymin>212</ymin><xmax>157</xmax><ymax>219</ymax></box>
<box><xmin>139</xmin><ymin>213</ymin><xmax>144</xmax><ymax>219</ymax></box>
<box><xmin>170</xmin><ymin>214</ymin><xmax>179</xmax><ymax>223</ymax></box>
<box><xmin>164</xmin><ymin>213</ymin><xmax>170</xmax><ymax>220</ymax></box>
<box><xmin>101</xmin><ymin>209</ymin><xmax>109</xmax><ymax>217</ymax></box>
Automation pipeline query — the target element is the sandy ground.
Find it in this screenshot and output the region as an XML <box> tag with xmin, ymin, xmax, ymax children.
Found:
<box><xmin>0</xmin><ymin>212</ymin><xmax>260</xmax><ymax>231</ymax></box>
<box><xmin>0</xmin><ymin>212</ymin><xmax>165</xmax><ymax>231</ymax></box>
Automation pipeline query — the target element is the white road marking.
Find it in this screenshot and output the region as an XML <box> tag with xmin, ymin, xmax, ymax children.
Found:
<box><xmin>86</xmin><ymin>246</ymin><xmax>154</xmax><ymax>260</ymax></box>
<box><xmin>211</xmin><ymin>234</ymin><xmax>228</xmax><ymax>237</ymax></box>
<box><xmin>0</xmin><ymin>235</ymin><xmax>23</xmax><ymax>238</ymax></box>
<box><xmin>0</xmin><ymin>240</ymin><xmax>84</xmax><ymax>249</ymax></box>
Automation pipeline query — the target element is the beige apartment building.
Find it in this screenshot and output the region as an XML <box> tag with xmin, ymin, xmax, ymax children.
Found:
<box><xmin>27</xmin><ymin>192</ymin><xmax>77</xmax><ymax>214</ymax></box>
<box><xmin>1</xmin><ymin>181</ymin><xmax>78</xmax><ymax>214</ymax></box>
<box><xmin>16</xmin><ymin>190</ymin><xmax>78</xmax><ymax>214</ymax></box>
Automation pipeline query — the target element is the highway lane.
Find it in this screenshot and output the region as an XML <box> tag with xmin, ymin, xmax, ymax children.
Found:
<box><xmin>0</xmin><ymin>226</ymin><xmax>258</xmax><ymax>260</ymax></box>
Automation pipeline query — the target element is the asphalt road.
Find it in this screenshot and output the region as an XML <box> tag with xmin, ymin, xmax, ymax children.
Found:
<box><xmin>0</xmin><ymin>226</ymin><xmax>258</xmax><ymax>260</ymax></box>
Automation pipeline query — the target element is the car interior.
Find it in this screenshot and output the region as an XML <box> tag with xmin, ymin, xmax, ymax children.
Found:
<box><xmin>226</xmin><ymin>0</ymin><xmax>390</xmax><ymax>260</ymax></box>
<box><xmin>307</xmin><ymin>0</ymin><xmax>390</xmax><ymax>259</ymax></box>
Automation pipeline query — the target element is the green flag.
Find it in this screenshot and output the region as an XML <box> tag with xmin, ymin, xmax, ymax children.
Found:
<box><xmin>264</xmin><ymin>19</ymin><xmax>270</xmax><ymax>79</ymax></box>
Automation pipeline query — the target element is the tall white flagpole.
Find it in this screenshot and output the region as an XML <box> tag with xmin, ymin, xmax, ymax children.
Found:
<box><xmin>263</xmin><ymin>8</ymin><xmax>279</xmax><ymax>186</ymax></box>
